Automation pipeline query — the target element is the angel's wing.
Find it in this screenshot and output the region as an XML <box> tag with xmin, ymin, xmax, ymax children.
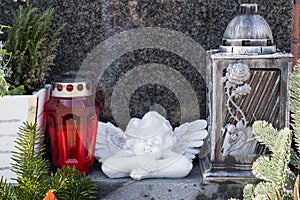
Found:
<box><xmin>94</xmin><ymin>122</ymin><xmax>127</xmax><ymax>163</ymax></box>
<box><xmin>171</xmin><ymin>120</ymin><xmax>208</xmax><ymax>161</ymax></box>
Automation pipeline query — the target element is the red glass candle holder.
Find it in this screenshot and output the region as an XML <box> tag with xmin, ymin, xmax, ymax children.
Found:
<box><xmin>45</xmin><ymin>81</ymin><xmax>101</xmax><ymax>174</ymax></box>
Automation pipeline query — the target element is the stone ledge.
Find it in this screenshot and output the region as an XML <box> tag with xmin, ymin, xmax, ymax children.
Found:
<box><xmin>89</xmin><ymin>162</ymin><xmax>244</xmax><ymax>200</ymax></box>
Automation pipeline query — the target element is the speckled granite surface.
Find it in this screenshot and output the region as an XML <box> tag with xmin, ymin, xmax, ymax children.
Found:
<box><xmin>0</xmin><ymin>0</ymin><xmax>293</xmax><ymax>127</ymax></box>
<box><xmin>89</xmin><ymin>162</ymin><xmax>244</xmax><ymax>200</ymax></box>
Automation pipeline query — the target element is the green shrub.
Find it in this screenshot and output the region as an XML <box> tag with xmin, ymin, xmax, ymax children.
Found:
<box><xmin>0</xmin><ymin>24</ymin><xmax>24</xmax><ymax>97</ymax></box>
<box><xmin>5</xmin><ymin>2</ymin><xmax>65</xmax><ymax>94</ymax></box>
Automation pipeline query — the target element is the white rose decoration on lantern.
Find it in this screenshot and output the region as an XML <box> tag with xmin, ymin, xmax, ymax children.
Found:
<box><xmin>226</xmin><ymin>63</ymin><xmax>251</xmax><ymax>85</ymax></box>
<box><xmin>221</xmin><ymin>63</ymin><xmax>256</xmax><ymax>156</ymax></box>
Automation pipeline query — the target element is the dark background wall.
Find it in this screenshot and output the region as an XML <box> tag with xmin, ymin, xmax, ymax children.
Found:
<box><xmin>0</xmin><ymin>0</ymin><xmax>293</xmax><ymax>127</ymax></box>
<box><xmin>0</xmin><ymin>0</ymin><xmax>292</xmax><ymax>77</ymax></box>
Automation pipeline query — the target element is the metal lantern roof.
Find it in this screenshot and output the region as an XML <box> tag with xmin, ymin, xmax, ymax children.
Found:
<box><xmin>219</xmin><ymin>4</ymin><xmax>276</xmax><ymax>54</ymax></box>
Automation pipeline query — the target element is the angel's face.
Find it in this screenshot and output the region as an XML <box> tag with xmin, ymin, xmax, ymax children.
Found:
<box><xmin>132</xmin><ymin>134</ymin><xmax>164</xmax><ymax>155</ymax></box>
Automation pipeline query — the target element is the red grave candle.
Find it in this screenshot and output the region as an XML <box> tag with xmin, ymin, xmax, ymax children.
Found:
<box><xmin>45</xmin><ymin>81</ymin><xmax>101</xmax><ymax>174</ymax></box>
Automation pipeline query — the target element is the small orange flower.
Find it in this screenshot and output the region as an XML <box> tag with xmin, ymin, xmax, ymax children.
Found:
<box><xmin>43</xmin><ymin>190</ymin><xmax>57</xmax><ymax>200</ymax></box>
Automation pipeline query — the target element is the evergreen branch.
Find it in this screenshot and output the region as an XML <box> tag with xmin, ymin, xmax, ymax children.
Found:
<box><xmin>252</xmin><ymin>156</ymin><xmax>273</xmax><ymax>182</ymax></box>
<box><xmin>254</xmin><ymin>182</ymin><xmax>275</xmax><ymax>199</ymax></box>
<box><xmin>251</xmin><ymin>121</ymin><xmax>294</xmax><ymax>199</ymax></box>
<box><xmin>50</xmin><ymin>166</ymin><xmax>96</xmax><ymax>200</ymax></box>
<box><xmin>0</xmin><ymin>177</ymin><xmax>16</xmax><ymax>200</ymax></box>
<box><xmin>291</xmin><ymin>151</ymin><xmax>300</xmax><ymax>169</ymax></box>
<box><xmin>243</xmin><ymin>184</ymin><xmax>255</xmax><ymax>200</ymax></box>
<box><xmin>5</xmin><ymin>2</ymin><xmax>65</xmax><ymax>94</ymax></box>
<box><xmin>11</xmin><ymin>122</ymin><xmax>49</xmax><ymax>200</ymax></box>
<box><xmin>252</xmin><ymin>121</ymin><xmax>280</xmax><ymax>152</ymax></box>
<box><xmin>0</xmin><ymin>122</ymin><xmax>97</xmax><ymax>199</ymax></box>
<box><xmin>291</xmin><ymin>64</ymin><xmax>300</xmax><ymax>155</ymax></box>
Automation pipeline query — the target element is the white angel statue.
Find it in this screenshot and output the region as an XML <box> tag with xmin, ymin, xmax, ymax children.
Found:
<box><xmin>94</xmin><ymin>111</ymin><xmax>208</xmax><ymax>180</ymax></box>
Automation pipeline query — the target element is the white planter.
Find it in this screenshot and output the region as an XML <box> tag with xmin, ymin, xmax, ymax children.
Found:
<box><xmin>0</xmin><ymin>85</ymin><xmax>51</xmax><ymax>182</ymax></box>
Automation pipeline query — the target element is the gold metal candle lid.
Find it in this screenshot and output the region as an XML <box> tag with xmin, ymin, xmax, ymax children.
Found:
<box><xmin>51</xmin><ymin>81</ymin><xmax>92</xmax><ymax>98</ymax></box>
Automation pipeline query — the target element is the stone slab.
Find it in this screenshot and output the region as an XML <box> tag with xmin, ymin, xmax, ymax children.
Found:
<box><xmin>89</xmin><ymin>162</ymin><xmax>244</xmax><ymax>200</ymax></box>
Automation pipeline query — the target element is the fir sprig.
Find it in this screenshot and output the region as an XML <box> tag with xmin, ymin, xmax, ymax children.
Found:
<box><xmin>50</xmin><ymin>167</ymin><xmax>96</xmax><ymax>200</ymax></box>
<box><xmin>291</xmin><ymin>65</ymin><xmax>300</xmax><ymax>156</ymax></box>
<box><xmin>0</xmin><ymin>122</ymin><xmax>96</xmax><ymax>200</ymax></box>
<box><xmin>251</xmin><ymin>121</ymin><xmax>294</xmax><ymax>199</ymax></box>
<box><xmin>11</xmin><ymin>122</ymin><xmax>48</xmax><ymax>200</ymax></box>
<box><xmin>0</xmin><ymin>176</ymin><xmax>16</xmax><ymax>200</ymax></box>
